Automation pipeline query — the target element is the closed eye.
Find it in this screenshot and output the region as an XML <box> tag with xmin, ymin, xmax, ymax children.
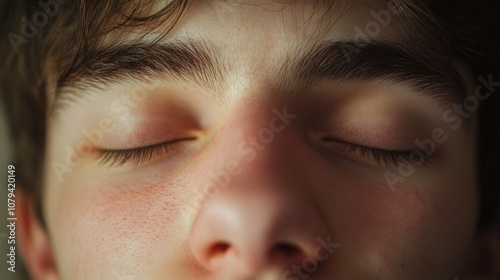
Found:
<box><xmin>323</xmin><ymin>139</ymin><xmax>430</xmax><ymax>168</ymax></box>
<box><xmin>96</xmin><ymin>137</ymin><xmax>196</xmax><ymax>167</ymax></box>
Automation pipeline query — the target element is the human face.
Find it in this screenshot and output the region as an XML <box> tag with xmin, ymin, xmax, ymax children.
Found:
<box><xmin>42</xmin><ymin>0</ymin><xmax>478</xmax><ymax>279</ymax></box>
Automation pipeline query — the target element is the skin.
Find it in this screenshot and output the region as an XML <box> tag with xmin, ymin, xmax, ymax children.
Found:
<box><xmin>16</xmin><ymin>0</ymin><xmax>500</xmax><ymax>279</ymax></box>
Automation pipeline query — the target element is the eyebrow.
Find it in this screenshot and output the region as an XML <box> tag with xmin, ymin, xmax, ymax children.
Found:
<box><xmin>54</xmin><ymin>39</ymin><xmax>229</xmax><ymax>112</ymax></box>
<box><xmin>55</xmin><ymin>39</ymin><xmax>466</xmax><ymax>114</ymax></box>
<box><xmin>279</xmin><ymin>40</ymin><xmax>466</xmax><ymax>104</ymax></box>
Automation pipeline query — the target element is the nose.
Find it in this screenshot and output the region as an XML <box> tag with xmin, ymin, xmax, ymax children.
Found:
<box><xmin>189</xmin><ymin>183</ymin><xmax>329</xmax><ymax>275</ymax></box>
<box><xmin>188</xmin><ymin>105</ymin><xmax>329</xmax><ymax>277</ymax></box>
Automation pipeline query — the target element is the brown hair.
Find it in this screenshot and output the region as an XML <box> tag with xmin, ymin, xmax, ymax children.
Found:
<box><xmin>1</xmin><ymin>0</ymin><xmax>499</xmax><ymax>227</ymax></box>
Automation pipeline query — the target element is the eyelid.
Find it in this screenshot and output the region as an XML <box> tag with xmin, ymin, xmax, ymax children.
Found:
<box><xmin>96</xmin><ymin>137</ymin><xmax>196</xmax><ymax>167</ymax></box>
<box><xmin>323</xmin><ymin>138</ymin><xmax>430</xmax><ymax>168</ymax></box>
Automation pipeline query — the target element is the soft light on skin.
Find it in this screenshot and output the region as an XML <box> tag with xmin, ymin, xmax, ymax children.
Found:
<box><xmin>20</xmin><ymin>0</ymin><xmax>490</xmax><ymax>279</ymax></box>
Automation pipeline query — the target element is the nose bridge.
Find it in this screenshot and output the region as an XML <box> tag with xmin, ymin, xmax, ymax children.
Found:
<box><xmin>212</xmin><ymin>103</ymin><xmax>296</xmax><ymax>177</ymax></box>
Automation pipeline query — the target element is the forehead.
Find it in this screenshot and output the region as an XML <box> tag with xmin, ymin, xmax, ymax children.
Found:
<box><xmin>109</xmin><ymin>0</ymin><xmax>405</xmax><ymax>53</ymax></box>
<box><xmin>195</xmin><ymin>2</ymin><xmax>398</xmax><ymax>41</ymax></box>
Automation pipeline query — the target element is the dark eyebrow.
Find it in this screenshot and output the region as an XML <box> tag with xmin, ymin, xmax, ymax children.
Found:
<box><xmin>279</xmin><ymin>40</ymin><xmax>467</xmax><ymax>105</ymax></box>
<box><xmin>55</xmin><ymin>39</ymin><xmax>465</xmax><ymax>116</ymax></box>
<box><xmin>55</xmin><ymin>39</ymin><xmax>229</xmax><ymax>110</ymax></box>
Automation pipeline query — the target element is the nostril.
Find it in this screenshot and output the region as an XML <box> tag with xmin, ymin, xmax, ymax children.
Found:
<box><xmin>269</xmin><ymin>241</ymin><xmax>305</xmax><ymax>263</ymax></box>
<box><xmin>209</xmin><ymin>242</ymin><xmax>230</xmax><ymax>257</ymax></box>
<box><xmin>276</xmin><ymin>242</ymin><xmax>300</xmax><ymax>256</ymax></box>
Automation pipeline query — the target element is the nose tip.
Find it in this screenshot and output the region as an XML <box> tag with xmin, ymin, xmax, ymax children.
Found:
<box><xmin>188</xmin><ymin>185</ymin><xmax>329</xmax><ymax>275</ymax></box>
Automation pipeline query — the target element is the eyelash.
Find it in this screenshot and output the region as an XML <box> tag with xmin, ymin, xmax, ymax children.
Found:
<box><xmin>97</xmin><ymin>138</ymin><xmax>428</xmax><ymax>169</ymax></box>
<box><xmin>97</xmin><ymin>141</ymin><xmax>186</xmax><ymax>167</ymax></box>
<box><xmin>336</xmin><ymin>142</ymin><xmax>429</xmax><ymax>168</ymax></box>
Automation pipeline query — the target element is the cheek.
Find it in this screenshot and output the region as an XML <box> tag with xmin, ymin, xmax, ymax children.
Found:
<box><xmin>52</xmin><ymin>175</ymin><xmax>188</xmax><ymax>278</ymax></box>
<box><xmin>333</xmin><ymin>183</ymin><xmax>432</xmax><ymax>270</ymax></box>
<box><xmin>314</xmin><ymin>163</ymin><xmax>477</xmax><ymax>277</ymax></box>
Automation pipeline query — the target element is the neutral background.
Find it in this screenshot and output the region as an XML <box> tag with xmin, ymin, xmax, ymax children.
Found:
<box><xmin>1</xmin><ymin>104</ymin><xmax>27</xmax><ymax>279</ymax></box>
